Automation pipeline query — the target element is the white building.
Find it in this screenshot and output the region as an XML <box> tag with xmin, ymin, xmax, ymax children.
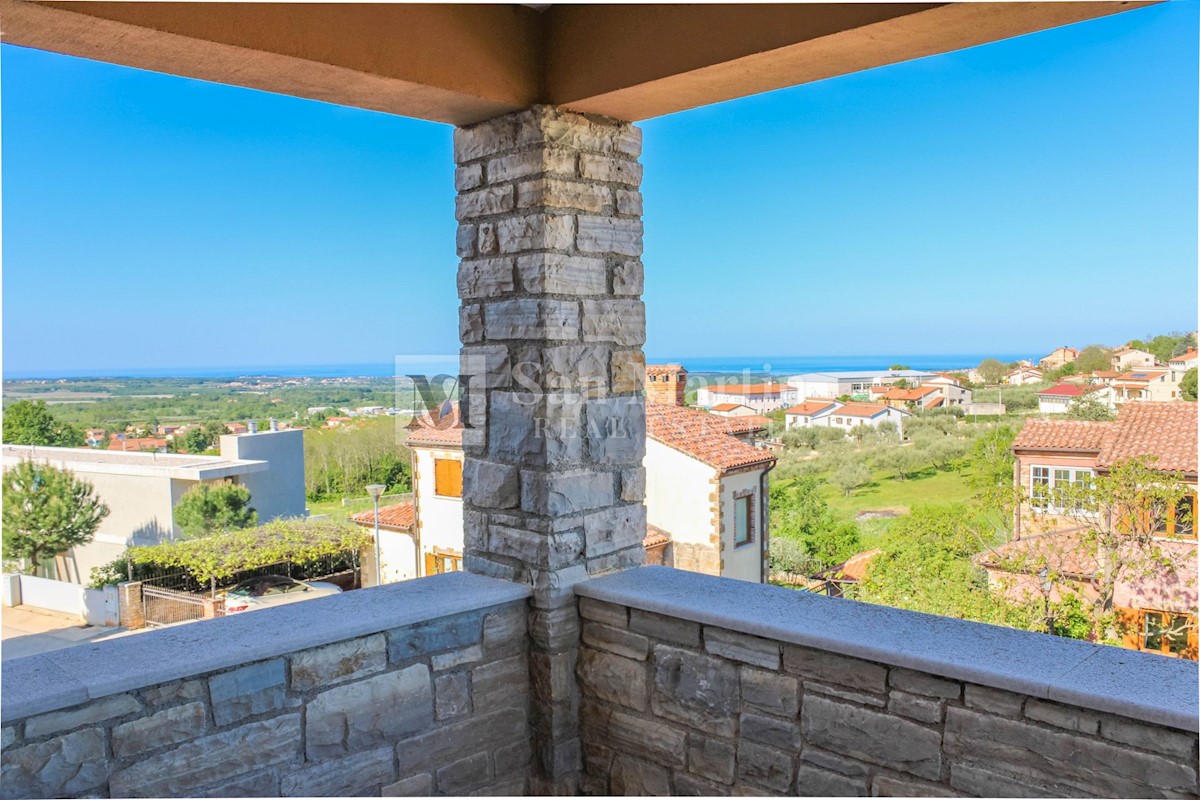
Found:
<box><xmin>696</xmin><ymin>382</ymin><xmax>796</xmax><ymax>412</ymax></box>
<box><xmin>784</xmin><ymin>400</ymin><xmax>841</xmax><ymax>429</ymax></box>
<box><xmin>786</xmin><ymin>370</ymin><xmax>936</xmax><ymax>402</ymax></box>
<box><xmin>825</xmin><ymin>402</ymin><xmax>908</xmax><ymax>436</ymax></box>
<box><xmin>708</xmin><ymin>403</ymin><xmax>757</xmax><ymax>418</ymax></box>
<box><xmin>2</xmin><ymin>428</ymin><xmax>306</xmax><ymax>584</ymax></box>
<box><xmin>1037</xmin><ymin>384</ymin><xmax>1098</xmax><ymax>414</ymax></box>
<box><xmin>1005</xmin><ymin>365</ymin><xmax>1044</xmax><ymax>385</ymax></box>
<box><xmin>1110</xmin><ymin>348</ymin><xmax>1159</xmax><ymax>371</ymax></box>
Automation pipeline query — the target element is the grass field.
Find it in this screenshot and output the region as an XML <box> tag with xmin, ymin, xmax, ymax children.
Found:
<box><xmin>306</xmin><ymin>494</ymin><xmax>409</xmax><ymax>522</ymax></box>
<box><xmin>822</xmin><ymin>464</ymin><xmax>977</xmax><ymax>518</ymax></box>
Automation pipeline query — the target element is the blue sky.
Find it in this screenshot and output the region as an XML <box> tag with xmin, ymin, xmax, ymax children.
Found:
<box><xmin>2</xmin><ymin>2</ymin><xmax>1196</xmax><ymax>377</ymax></box>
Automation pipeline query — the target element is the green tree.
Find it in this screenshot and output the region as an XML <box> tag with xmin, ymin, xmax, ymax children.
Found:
<box><xmin>970</xmin><ymin>426</ymin><xmax>1019</xmax><ymax>523</ymax></box>
<box><xmin>173</xmin><ymin>483</ymin><xmax>257</xmax><ymax>538</ymax></box>
<box><xmin>830</xmin><ymin>460</ymin><xmax>871</xmax><ymax>497</ymax></box>
<box><xmin>1066</xmin><ymin>395</ymin><xmax>1113</xmax><ymax>421</ymax></box>
<box><xmin>782</xmin><ymin>426</ymin><xmax>820</xmax><ymax>450</ymax></box>
<box><xmin>879</xmin><ymin>445</ymin><xmax>926</xmax><ymax>480</ymax></box>
<box><xmin>976</xmin><ymin>359</ymin><xmax>1006</xmax><ymax>385</ymax></box>
<box><xmin>1147</xmin><ymin>335</ymin><xmax>1179</xmax><ymax>365</ymax></box>
<box><xmin>182</xmin><ymin>427</ymin><xmax>212</xmax><ymax>453</ymax></box>
<box><xmin>769</xmin><ymin>479</ymin><xmax>860</xmax><ymax>570</ymax></box>
<box><xmin>2</xmin><ymin>461</ymin><xmax>109</xmax><ymax>572</ymax></box>
<box><xmin>1181</xmin><ymin>368</ymin><xmax>1197</xmax><ymax>401</ymax></box>
<box><xmin>888</xmin><ymin>364</ymin><xmax>910</xmax><ymax>370</ymax></box>
<box><xmin>1073</xmin><ymin>345</ymin><xmax>1112</xmax><ymax>374</ymax></box>
<box><xmin>2</xmin><ymin>400</ymin><xmax>83</xmax><ymax>447</ymax></box>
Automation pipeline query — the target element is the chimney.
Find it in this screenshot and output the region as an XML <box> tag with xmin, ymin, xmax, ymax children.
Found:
<box><xmin>646</xmin><ymin>364</ymin><xmax>687</xmax><ymax>407</ymax></box>
<box><xmin>248</xmin><ymin>420</ymin><xmax>258</xmax><ymax>434</ymax></box>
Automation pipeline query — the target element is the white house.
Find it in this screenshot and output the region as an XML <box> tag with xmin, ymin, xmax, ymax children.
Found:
<box><xmin>1005</xmin><ymin>365</ymin><xmax>1044</xmax><ymax>385</ymax></box>
<box><xmin>1037</xmin><ymin>383</ymin><xmax>1099</xmax><ymax>414</ymax></box>
<box><xmin>784</xmin><ymin>400</ymin><xmax>841</xmax><ymax>429</ymax></box>
<box><xmin>786</xmin><ymin>370</ymin><xmax>936</xmax><ymax>402</ymax></box>
<box><xmin>708</xmin><ymin>403</ymin><xmax>757</xmax><ymax>418</ymax></box>
<box><xmin>1111</xmin><ymin>348</ymin><xmax>1159</xmax><ymax>371</ymax></box>
<box><xmin>2</xmin><ymin>428</ymin><xmax>305</xmax><ymax>584</ymax></box>
<box><xmin>696</xmin><ymin>382</ymin><xmax>796</xmax><ymax>412</ymax></box>
<box><xmin>925</xmin><ymin>375</ymin><xmax>973</xmax><ymax>406</ymax></box>
<box><xmin>825</xmin><ymin>402</ymin><xmax>908</xmax><ymax>436</ymax></box>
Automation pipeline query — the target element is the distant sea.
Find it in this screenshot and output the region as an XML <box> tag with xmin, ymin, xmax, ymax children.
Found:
<box><xmin>4</xmin><ymin>354</ymin><xmax>1036</xmax><ymax>381</ymax></box>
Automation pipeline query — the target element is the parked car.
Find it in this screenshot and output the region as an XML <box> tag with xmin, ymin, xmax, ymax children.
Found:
<box><xmin>222</xmin><ymin>575</ymin><xmax>342</xmax><ymax>614</ymax></box>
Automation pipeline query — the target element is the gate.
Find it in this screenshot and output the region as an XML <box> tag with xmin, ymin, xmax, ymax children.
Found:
<box><xmin>142</xmin><ymin>583</ymin><xmax>213</xmax><ymax>627</ymax></box>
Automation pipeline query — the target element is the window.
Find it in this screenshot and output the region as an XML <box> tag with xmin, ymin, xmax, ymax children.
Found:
<box><xmin>425</xmin><ymin>549</ymin><xmax>463</xmax><ymax>575</ymax></box>
<box><xmin>1139</xmin><ymin>610</ymin><xmax>1196</xmax><ymax>657</ymax></box>
<box><xmin>434</xmin><ymin>458</ymin><xmax>463</xmax><ymax>498</ymax></box>
<box><xmin>1157</xmin><ymin>494</ymin><xmax>1196</xmax><ymax>539</ymax></box>
<box><xmin>734</xmin><ymin>494</ymin><xmax>754</xmax><ymax>547</ymax></box>
<box><xmin>1030</xmin><ymin>465</ymin><xmax>1093</xmax><ymax>513</ymax></box>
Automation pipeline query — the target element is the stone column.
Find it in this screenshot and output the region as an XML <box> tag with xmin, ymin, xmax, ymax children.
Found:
<box><xmin>453</xmin><ymin>105</ymin><xmax>647</xmax><ymax>793</ymax></box>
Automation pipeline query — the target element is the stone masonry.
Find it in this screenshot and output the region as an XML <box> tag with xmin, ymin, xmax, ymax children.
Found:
<box><xmin>454</xmin><ymin>105</ymin><xmax>648</xmax><ymax>792</ymax></box>
<box><xmin>576</xmin><ymin>596</ymin><xmax>1200</xmax><ymax>798</ymax></box>
<box><xmin>0</xmin><ymin>601</ymin><xmax>530</xmax><ymax>799</ymax></box>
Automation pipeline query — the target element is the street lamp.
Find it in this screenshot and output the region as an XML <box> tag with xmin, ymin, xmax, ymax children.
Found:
<box><xmin>366</xmin><ymin>484</ymin><xmax>386</xmax><ymax>587</ymax></box>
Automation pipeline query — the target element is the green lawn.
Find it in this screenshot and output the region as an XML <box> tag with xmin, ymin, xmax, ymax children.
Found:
<box><xmin>306</xmin><ymin>495</ymin><xmax>385</xmax><ymax>522</ymax></box>
<box><xmin>822</xmin><ymin>464</ymin><xmax>977</xmax><ymax>518</ymax></box>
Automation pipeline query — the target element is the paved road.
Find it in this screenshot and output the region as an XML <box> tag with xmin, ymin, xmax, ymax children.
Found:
<box><xmin>1</xmin><ymin>605</ymin><xmax>131</xmax><ymax>660</ymax></box>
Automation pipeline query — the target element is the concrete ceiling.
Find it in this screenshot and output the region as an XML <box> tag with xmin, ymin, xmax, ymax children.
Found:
<box><xmin>0</xmin><ymin>1</ymin><xmax>1155</xmax><ymax>126</ymax></box>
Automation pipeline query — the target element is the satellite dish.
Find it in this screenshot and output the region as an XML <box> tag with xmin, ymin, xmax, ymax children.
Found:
<box><xmin>439</xmin><ymin>397</ymin><xmax>454</xmax><ymax>421</ymax></box>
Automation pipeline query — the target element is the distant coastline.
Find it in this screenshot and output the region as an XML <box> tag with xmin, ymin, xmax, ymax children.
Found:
<box><xmin>3</xmin><ymin>354</ymin><xmax>1037</xmax><ymax>382</ymax></box>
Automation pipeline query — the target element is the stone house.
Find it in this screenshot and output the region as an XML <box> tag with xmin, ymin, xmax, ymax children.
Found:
<box><xmin>1039</xmin><ymin>346</ymin><xmax>1079</xmax><ymax>370</ymax></box>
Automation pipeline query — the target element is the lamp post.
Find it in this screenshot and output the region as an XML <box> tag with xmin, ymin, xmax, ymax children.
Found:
<box><xmin>366</xmin><ymin>484</ymin><xmax>386</xmax><ymax>587</ymax></box>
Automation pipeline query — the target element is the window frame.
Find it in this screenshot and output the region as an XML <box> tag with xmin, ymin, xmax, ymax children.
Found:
<box><xmin>433</xmin><ymin>457</ymin><xmax>463</xmax><ymax>498</ymax></box>
<box><xmin>1138</xmin><ymin>609</ymin><xmax>1197</xmax><ymax>658</ymax></box>
<box><xmin>1029</xmin><ymin>464</ymin><xmax>1093</xmax><ymax>514</ymax></box>
<box><xmin>733</xmin><ymin>492</ymin><xmax>754</xmax><ymax>548</ymax></box>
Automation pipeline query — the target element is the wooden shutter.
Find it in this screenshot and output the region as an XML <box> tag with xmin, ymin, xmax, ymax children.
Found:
<box><xmin>434</xmin><ymin>459</ymin><xmax>463</xmax><ymax>497</ymax></box>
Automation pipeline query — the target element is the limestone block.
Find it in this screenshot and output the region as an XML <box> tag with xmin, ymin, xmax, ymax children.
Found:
<box><xmin>389</xmin><ymin>613</ymin><xmax>482</xmax><ymax>660</ymax></box>
<box><xmin>472</xmin><ymin>655</ymin><xmax>529</xmax><ymax>710</ymax></box>
<box><xmin>740</xmin><ymin>712</ymin><xmax>800</xmax><ymax>751</ymax></box>
<box><xmin>193</xmin><ymin>769</ymin><xmax>280</xmax><ymax>797</ymax></box>
<box><xmin>801</xmin><ymin>696</ymin><xmax>941</xmax><ymax>780</ymax></box>
<box><xmin>456</xmin><ymin>186</ymin><xmax>515</xmax><ymax>220</ymax></box>
<box><xmin>619</xmin><ymin>467</ymin><xmax>646</xmax><ymax>504</ymax></box>
<box><xmin>528</xmin><ymin>601</ymin><xmax>581</xmax><ymax>649</ymax></box>
<box><xmin>24</xmin><ymin>693</ymin><xmax>142</xmax><ymax>739</ymax></box>
<box><xmin>536</xmin><ymin>344</ymin><xmax>610</xmax><ymax>394</ymax></box>
<box><xmin>582</xmin><ymin>622</ymin><xmax>649</xmax><ymax>660</ymax></box>
<box><xmin>432</xmin><ymin>644</ymin><xmax>484</xmax><ymax>671</ymax></box>
<box><xmin>577</xmin><ymin>217</ymin><xmax>643</xmax><ymax>257</ymax></box>
<box><xmin>141</xmin><ymin>679</ymin><xmax>206</xmax><ymax>707</ymax></box>
<box><xmin>109</xmin><ymin>714</ymin><xmax>300</xmax><ymax>798</ymax></box>
<box><xmin>518</xmin><ymin>178</ymin><xmax>610</xmax><ymax>213</ymax></box>
<box><xmin>485</xmin><ymin>299</ymin><xmax>581</xmax><ymax>341</ymax></box>
<box><xmin>870</xmin><ymin>774</ymin><xmax>957</xmax><ymax>797</ymax></box>
<box><xmin>888</xmin><ymin>668</ymin><xmax>961</xmax><ymax>700</ymax></box>
<box><xmin>675</xmin><ymin>772</ymin><xmax>732</xmax><ymax>796</ymax></box>
<box><xmin>612</xmin><ymin>259</ymin><xmax>644</xmax><ymax>296</ymax></box>
<box><xmin>281</xmin><ymin>745</ymin><xmax>395</xmax><ymax>797</ymax></box>
<box><xmin>581</xmin><ymin>299</ymin><xmax>646</xmax><ymax>345</ymax></box>
<box><xmin>1</xmin><ymin>726</ymin><xmax>15</xmax><ymax>749</ymax></box>
<box><xmin>887</xmin><ymin>690</ymin><xmax>942</xmax><ymax>724</ymax></box>
<box><xmin>208</xmin><ymin>660</ymin><xmax>285</xmax><ymax>727</ymax></box>
<box><xmin>579</xmin><ymin>598</ymin><xmax>628</xmax><ymax>628</ymax></box>
<box><xmin>688</xmin><ymin>734</ymin><xmax>736</xmax><ymax>785</ymax></box>
<box><xmin>487</xmin><ymin>147</ymin><xmax>576</xmax><ymax>183</ymax></box>
<box><xmin>482</xmin><ymin>604</ymin><xmax>527</xmax><ymax>657</ymax></box>
<box><xmin>807</xmin><ymin>680</ymin><xmax>885</xmax><ymax>708</ymax></box>
<box><xmin>488</xmin><ymin>391</ymin><xmax>584</xmax><ymax>468</ymax></box>
<box><xmin>464</xmin><ymin>458</ymin><xmax>521</xmax><ymax>510</ymax></box>
<box><xmin>943</xmin><ymin>706</ymin><xmax>1197</xmax><ymax>796</ymax></box>
<box><xmin>112</xmin><ymin>701</ymin><xmax>207</xmax><ymax>758</ymax></box>
<box><xmin>615</xmin><ymin>189</ymin><xmax>643</xmax><ymax>216</ymax></box>
<box><xmin>455</xmin><ymin>163</ymin><xmax>484</xmax><ymax>192</ymax></box>
<box><xmin>1</xmin><ymin>728</ymin><xmax>107</xmax><ymax>799</ymax></box>
<box><xmin>437</xmin><ymin>751</ymin><xmax>492</xmax><ymax>794</ymax></box>
<box><xmin>530</xmin><ymin>564</ymin><xmax>590</xmax><ymax>609</ymax></box>
<box><xmin>516</xmin><ymin>253</ymin><xmax>607</xmax><ymax>296</ymax></box>
<box><xmin>460</xmin><ymin>304</ymin><xmax>485</xmax><ymax>344</ymax></box>
<box><xmin>611</xmin><ymin>350</ymin><xmax>646</xmax><ymax>394</ymax></box>
<box><xmin>521</xmin><ymin>467</ymin><xmax>616</xmax><ymax>516</ymax></box>
<box><xmin>497</xmin><ymin>214</ymin><xmax>575</xmax><ymax>254</ymax></box>
<box><xmin>963</xmin><ymin>683</ymin><xmax>1025</xmax><ymax>717</ymax></box>
<box><xmin>457</xmin><ymin>223</ymin><xmax>478</xmax><ymax>258</ymax></box>
<box><xmin>740</xmin><ymin>668</ymin><xmax>799</xmax><ymax>717</ymax></box>
<box><xmin>306</xmin><ymin>665</ymin><xmax>433</xmax><ymax>760</ymax></box>
<box><xmin>605</xmin><ymin>710</ymin><xmax>686</xmax><ymax>768</ymax></box>
<box><xmin>383</xmin><ymin>773</ymin><xmax>434</xmax><ymax>797</ymax></box>
<box><xmin>454</xmin><ymin>121</ymin><xmax>519</xmax><ymax>163</ymax></box>
<box><xmin>611</xmin><ymin>753</ymin><xmax>670</xmax><ymax>795</ymax></box>
<box><xmin>487</xmin><ymin>524</ymin><xmax>584</xmax><ymax>570</ymax></box>
<box><xmin>782</xmin><ymin>645</ymin><xmax>887</xmax><ymax>693</ymax></box>
<box><xmin>584</xmin><ymin>504</ymin><xmax>647</xmax><ymax>558</ymax></box>
<box><xmin>1024</xmin><ymin>699</ymin><xmax>1099</xmax><ymax>735</ymax></box>
<box><xmin>587</xmin><ymin>545</ymin><xmax>647</xmax><ymax>575</ymax></box>
<box><xmin>796</xmin><ymin>765</ymin><xmax>867</xmax><ymax>797</ymax></box>
<box><xmin>948</xmin><ymin>763</ymin><xmax>1050</xmax><ymax>798</ymax></box>
<box><xmin>627</xmin><ymin>610</ymin><xmax>700</xmax><ymax>649</ymax></box>
<box><xmin>478</xmin><ymin>223</ymin><xmax>499</xmax><ymax>255</ymax></box>
<box><xmin>394</xmin><ymin>707</ymin><xmax>527</xmax><ymax>776</ymax></box>
<box><xmin>578</xmin><ymin>646</ymin><xmax>647</xmax><ymax>711</ymax></box>
<box><xmin>578</xmin><ymin>154</ymin><xmax>643</xmax><ymax>186</ymax></box>
<box><xmin>704</xmin><ymin>628</ymin><xmax>781</xmax><ymax>670</ymax></box>
<box><xmin>651</xmin><ymin>645</ymin><xmax>739</xmax><ymax>737</ymax></box>
<box><xmin>531</xmin><ymin>650</ymin><xmax>577</xmax><ymax>706</ymax></box>
<box><xmin>457</xmin><ymin>257</ymin><xmax>516</xmax><ymax>298</ymax></box>
<box><xmin>800</xmin><ymin>748</ymin><xmax>870</xmax><ymax>778</ymax></box>
<box><xmin>290</xmin><ymin>634</ymin><xmax>387</xmax><ymax>692</ymax></box>
<box><xmin>1100</xmin><ymin>715</ymin><xmax>1198</xmax><ymax>759</ymax></box>
<box><xmin>736</xmin><ymin>740</ymin><xmax>793</xmax><ymax>793</ymax></box>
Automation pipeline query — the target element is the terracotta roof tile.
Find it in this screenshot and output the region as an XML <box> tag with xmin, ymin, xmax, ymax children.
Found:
<box><xmin>1097</xmin><ymin>402</ymin><xmax>1197</xmax><ymax>474</ymax></box>
<box><xmin>709</xmin><ymin>403</ymin><xmax>744</xmax><ymax>412</ymax></box>
<box><xmin>1038</xmin><ymin>383</ymin><xmax>1095</xmax><ymax>397</ymax></box>
<box><xmin>702</xmin><ymin>383</ymin><xmax>791</xmax><ymax>395</ymax></box>
<box><xmin>647</xmin><ymin>404</ymin><xmax>776</xmax><ymax>471</ymax></box>
<box><xmin>785</xmin><ymin>401</ymin><xmax>838</xmax><ymax>417</ymax></box>
<box><xmin>978</xmin><ymin>529</ymin><xmax>1099</xmax><ymax>578</ymax></box>
<box><xmin>404</xmin><ymin>404</ymin><xmax>465</xmax><ymax>447</ymax></box>
<box><xmin>1170</xmin><ymin>349</ymin><xmax>1198</xmax><ymax>363</ymax></box>
<box><xmin>1012</xmin><ymin>419</ymin><xmax>1113</xmax><ymax>452</ymax></box>
<box><xmin>350</xmin><ymin>502</ymin><xmax>415</xmax><ymax>531</ymax></box>
<box><xmin>835</xmin><ymin>402</ymin><xmax>900</xmax><ymax>419</ymax></box>
<box><xmin>646</xmin><ymin>364</ymin><xmax>686</xmax><ymax>375</ymax></box>
<box><xmin>644</xmin><ymin>525</ymin><xmax>671</xmax><ymax>549</ymax></box>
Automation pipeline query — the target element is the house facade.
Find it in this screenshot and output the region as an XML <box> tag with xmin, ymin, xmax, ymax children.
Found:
<box><xmin>786</xmin><ymin>370</ymin><xmax>936</xmax><ymax>402</ymax></box>
<box><xmin>783</xmin><ymin>400</ymin><xmax>840</xmax><ymax>429</ymax></box>
<box><xmin>696</xmin><ymin>382</ymin><xmax>796</xmax><ymax>411</ymax></box>
<box><xmin>825</xmin><ymin>402</ymin><xmax>908</xmax><ymax>436</ymax></box>
<box><xmin>2</xmin><ymin>428</ymin><xmax>305</xmax><ymax>583</ymax></box>
<box><xmin>1037</xmin><ymin>383</ymin><xmax>1098</xmax><ymax>414</ymax></box>
<box><xmin>1039</xmin><ymin>346</ymin><xmax>1078</xmax><ymax>370</ymax></box>
<box><xmin>1111</xmin><ymin>348</ymin><xmax>1159</xmax><ymax>371</ymax></box>
<box><xmin>986</xmin><ymin>403</ymin><xmax>1198</xmax><ymax>659</ymax></box>
<box><xmin>1005</xmin><ymin>365</ymin><xmax>1044</xmax><ymax>385</ymax></box>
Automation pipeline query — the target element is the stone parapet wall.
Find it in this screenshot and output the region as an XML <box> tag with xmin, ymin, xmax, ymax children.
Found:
<box><xmin>575</xmin><ymin>567</ymin><xmax>1200</xmax><ymax>798</ymax></box>
<box><xmin>0</xmin><ymin>573</ymin><xmax>532</xmax><ymax>799</ymax></box>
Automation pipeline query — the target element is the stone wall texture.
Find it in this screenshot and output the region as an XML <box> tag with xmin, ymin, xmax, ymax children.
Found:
<box><xmin>575</xmin><ymin>596</ymin><xmax>1200</xmax><ymax>798</ymax></box>
<box><xmin>0</xmin><ymin>600</ymin><xmax>530</xmax><ymax>799</ymax></box>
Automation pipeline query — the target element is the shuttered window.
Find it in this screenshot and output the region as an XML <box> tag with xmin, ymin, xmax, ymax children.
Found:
<box><xmin>434</xmin><ymin>458</ymin><xmax>463</xmax><ymax>498</ymax></box>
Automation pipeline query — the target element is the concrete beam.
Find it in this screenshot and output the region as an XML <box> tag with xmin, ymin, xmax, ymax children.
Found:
<box><xmin>1</xmin><ymin>1</ymin><xmax>1154</xmax><ymax>124</ymax></box>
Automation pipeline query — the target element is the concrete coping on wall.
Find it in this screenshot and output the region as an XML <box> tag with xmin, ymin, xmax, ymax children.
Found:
<box><xmin>1</xmin><ymin>571</ymin><xmax>530</xmax><ymax>722</ymax></box>
<box><xmin>575</xmin><ymin>566</ymin><xmax>1199</xmax><ymax>732</ymax></box>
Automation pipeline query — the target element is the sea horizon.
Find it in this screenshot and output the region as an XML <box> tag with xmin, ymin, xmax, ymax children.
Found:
<box><xmin>2</xmin><ymin>353</ymin><xmax>1038</xmax><ymax>382</ymax></box>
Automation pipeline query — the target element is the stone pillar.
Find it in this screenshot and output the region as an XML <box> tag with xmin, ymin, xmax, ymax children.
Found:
<box><xmin>453</xmin><ymin>105</ymin><xmax>647</xmax><ymax>793</ymax></box>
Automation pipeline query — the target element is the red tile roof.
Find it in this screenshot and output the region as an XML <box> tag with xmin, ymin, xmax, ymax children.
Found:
<box><xmin>405</xmin><ymin>404</ymin><xmax>465</xmax><ymax>448</ymax></box>
<box><xmin>1170</xmin><ymin>349</ymin><xmax>1198</xmax><ymax>363</ymax></box>
<box><xmin>815</xmin><ymin>548</ymin><xmax>882</xmax><ymax>582</ymax></box>
<box><xmin>702</xmin><ymin>383</ymin><xmax>791</xmax><ymax>396</ymax></box>
<box><xmin>836</xmin><ymin>402</ymin><xmax>898</xmax><ymax>419</ymax></box>
<box><xmin>350</xmin><ymin>502</ymin><xmax>415</xmax><ymax>531</ymax></box>
<box><xmin>709</xmin><ymin>403</ymin><xmax>745</xmax><ymax>412</ymax></box>
<box><xmin>647</xmin><ymin>404</ymin><xmax>776</xmax><ymax>471</ymax></box>
<box><xmin>880</xmin><ymin>385</ymin><xmax>938</xmax><ymax>401</ymax></box>
<box><xmin>978</xmin><ymin>529</ymin><xmax>1099</xmax><ymax>578</ymax></box>
<box><xmin>1097</xmin><ymin>402</ymin><xmax>1197</xmax><ymax>474</ymax></box>
<box><xmin>785</xmin><ymin>401</ymin><xmax>838</xmax><ymax>417</ymax></box>
<box><xmin>646</xmin><ymin>364</ymin><xmax>686</xmax><ymax>375</ymax></box>
<box><xmin>1012</xmin><ymin>419</ymin><xmax>1112</xmax><ymax>453</ymax></box>
<box><xmin>1038</xmin><ymin>383</ymin><xmax>1094</xmax><ymax>397</ymax></box>
<box><xmin>644</xmin><ymin>525</ymin><xmax>671</xmax><ymax>549</ymax></box>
